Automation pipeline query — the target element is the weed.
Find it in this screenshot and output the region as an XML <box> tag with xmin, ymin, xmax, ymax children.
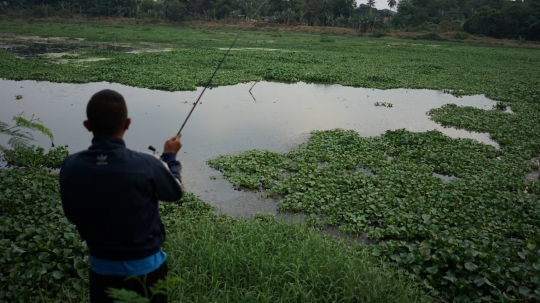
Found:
<box><xmin>452</xmin><ymin>32</ymin><xmax>468</xmax><ymax>40</ymax></box>
<box><xmin>319</xmin><ymin>37</ymin><xmax>335</xmax><ymax>43</ymax></box>
<box><xmin>414</xmin><ymin>33</ymin><xmax>447</xmax><ymax>41</ymax></box>
<box><xmin>370</xmin><ymin>30</ymin><xmax>386</xmax><ymax>38</ymax></box>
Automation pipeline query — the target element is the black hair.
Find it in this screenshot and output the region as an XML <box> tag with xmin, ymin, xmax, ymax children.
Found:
<box><xmin>86</xmin><ymin>89</ymin><xmax>128</xmax><ymax>136</ymax></box>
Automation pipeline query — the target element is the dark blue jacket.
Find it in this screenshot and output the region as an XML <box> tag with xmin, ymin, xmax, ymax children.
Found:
<box><xmin>60</xmin><ymin>137</ymin><xmax>183</xmax><ymax>261</ymax></box>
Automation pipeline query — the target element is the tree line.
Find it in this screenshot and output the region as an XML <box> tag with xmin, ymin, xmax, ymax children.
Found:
<box><xmin>2</xmin><ymin>0</ymin><xmax>539</xmax><ymax>40</ymax></box>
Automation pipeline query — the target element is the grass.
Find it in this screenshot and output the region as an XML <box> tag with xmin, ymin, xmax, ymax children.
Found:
<box><xmin>0</xmin><ymin>167</ymin><xmax>430</xmax><ymax>302</ymax></box>
<box><xmin>208</xmin><ymin>128</ymin><xmax>540</xmax><ymax>301</ymax></box>
<box><xmin>163</xmin><ymin>205</ymin><xmax>430</xmax><ymax>303</ymax></box>
<box><xmin>0</xmin><ymin>20</ymin><xmax>539</xmax><ymax>99</ymax></box>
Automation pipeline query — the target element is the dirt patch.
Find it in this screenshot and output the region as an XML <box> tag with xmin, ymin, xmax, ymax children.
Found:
<box><xmin>218</xmin><ymin>47</ymin><xmax>283</xmax><ymax>51</ymax></box>
<box><xmin>0</xmin><ymin>42</ymin><xmax>133</xmax><ymax>59</ymax></box>
<box><xmin>139</xmin><ymin>41</ymin><xmax>176</xmax><ymax>47</ymax></box>
<box><xmin>185</xmin><ymin>21</ymin><xmax>359</xmax><ymax>36</ymax></box>
<box><xmin>126</xmin><ymin>48</ymin><xmax>173</xmax><ymax>54</ymax></box>
<box><xmin>38</xmin><ymin>52</ymin><xmax>110</xmax><ymax>64</ymax></box>
<box><xmin>0</xmin><ymin>33</ymin><xmax>87</xmax><ymax>44</ymax></box>
<box><xmin>0</xmin><ymin>33</ymin><xmax>72</xmax><ymax>42</ymax></box>
<box><xmin>384</xmin><ymin>30</ymin><xmax>540</xmax><ymax>49</ymax></box>
<box><xmin>369</xmin><ymin>40</ymin><xmax>438</xmax><ymax>48</ymax></box>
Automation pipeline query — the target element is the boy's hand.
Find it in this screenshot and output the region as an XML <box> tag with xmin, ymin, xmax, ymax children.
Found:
<box><xmin>163</xmin><ymin>134</ymin><xmax>182</xmax><ymax>155</ymax></box>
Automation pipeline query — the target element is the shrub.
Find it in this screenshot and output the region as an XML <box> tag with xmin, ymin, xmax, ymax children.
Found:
<box><xmin>452</xmin><ymin>32</ymin><xmax>469</xmax><ymax>40</ymax></box>
<box><xmin>370</xmin><ymin>30</ymin><xmax>386</xmax><ymax>38</ymax></box>
<box><xmin>0</xmin><ymin>168</ymin><xmax>88</xmax><ymax>302</ymax></box>
<box><xmin>2</xmin><ymin>145</ymin><xmax>68</xmax><ymax>169</ymax></box>
<box><xmin>414</xmin><ymin>32</ymin><xmax>447</xmax><ymax>41</ymax></box>
<box><xmin>319</xmin><ymin>37</ymin><xmax>335</xmax><ymax>43</ymax></box>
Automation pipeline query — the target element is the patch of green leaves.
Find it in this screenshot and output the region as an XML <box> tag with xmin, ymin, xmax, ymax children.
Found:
<box><xmin>106</xmin><ymin>276</ymin><xmax>184</xmax><ymax>303</ymax></box>
<box><xmin>2</xmin><ymin>145</ymin><xmax>68</xmax><ymax>168</ymax></box>
<box><xmin>0</xmin><ymin>23</ymin><xmax>538</xmax><ymax>100</ymax></box>
<box><xmin>209</xmin><ymin>128</ymin><xmax>540</xmax><ymax>302</ymax></box>
<box><xmin>0</xmin><ymin>168</ymin><xmax>88</xmax><ymax>302</ymax></box>
<box><xmin>0</xmin><ymin>164</ymin><xmax>216</xmax><ymax>302</ymax></box>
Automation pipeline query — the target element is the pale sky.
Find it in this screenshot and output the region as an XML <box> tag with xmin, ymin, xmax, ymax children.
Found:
<box><xmin>356</xmin><ymin>0</ymin><xmax>396</xmax><ymax>11</ymax></box>
<box><xmin>362</xmin><ymin>0</ymin><xmax>394</xmax><ymax>11</ymax></box>
<box><xmin>377</xmin><ymin>2</ymin><xmax>391</xmax><ymax>10</ymax></box>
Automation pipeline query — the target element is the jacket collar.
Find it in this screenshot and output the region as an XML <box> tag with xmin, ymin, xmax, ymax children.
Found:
<box><xmin>88</xmin><ymin>137</ymin><xmax>126</xmax><ymax>151</ymax></box>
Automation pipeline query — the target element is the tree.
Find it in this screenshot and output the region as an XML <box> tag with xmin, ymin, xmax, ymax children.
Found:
<box><xmin>282</xmin><ymin>7</ymin><xmax>296</xmax><ymax>24</ymax></box>
<box><xmin>367</xmin><ymin>0</ymin><xmax>376</xmax><ymax>9</ymax></box>
<box><xmin>164</xmin><ymin>0</ymin><xmax>188</xmax><ymax>21</ymax></box>
<box><xmin>388</xmin><ymin>0</ymin><xmax>397</xmax><ymax>9</ymax></box>
<box><xmin>329</xmin><ymin>0</ymin><xmax>356</xmax><ymax>19</ymax></box>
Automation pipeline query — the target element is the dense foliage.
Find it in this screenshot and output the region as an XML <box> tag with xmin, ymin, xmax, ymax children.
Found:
<box><xmin>0</xmin><ymin>168</ymin><xmax>87</xmax><ymax>302</ymax></box>
<box><xmin>0</xmin><ymin>166</ymin><xmax>428</xmax><ymax>302</ymax></box>
<box><xmin>392</xmin><ymin>0</ymin><xmax>540</xmax><ymax>40</ymax></box>
<box><xmin>0</xmin><ymin>22</ymin><xmax>538</xmax><ymax>97</ymax></box>
<box><xmin>2</xmin><ymin>145</ymin><xmax>68</xmax><ymax>168</ymax></box>
<box><xmin>208</xmin><ymin>127</ymin><xmax>540</xmax><ymax>301</ymax></box>
<box><xmin>2</xmin><ymin>0</ymin><xmax>540</xmax><ymax>40</ymax></box>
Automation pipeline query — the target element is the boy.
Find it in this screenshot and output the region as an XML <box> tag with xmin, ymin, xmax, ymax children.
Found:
<box><xmin>60</xmin><ymin>89</ymin><xmax>183</xmax><ymax>302</ymax></box>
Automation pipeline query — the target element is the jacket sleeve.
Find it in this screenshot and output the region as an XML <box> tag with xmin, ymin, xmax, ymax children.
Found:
<box><xmin>150</xmin><ymin>153</ymin><xmax>184</xmax><ymax>202</ymax></box>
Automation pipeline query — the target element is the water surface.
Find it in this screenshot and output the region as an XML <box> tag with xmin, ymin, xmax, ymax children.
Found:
<box><xmin>0</xmin><ymin>80</ymin><xmax>498</xmax><ymax>216</ymax></box>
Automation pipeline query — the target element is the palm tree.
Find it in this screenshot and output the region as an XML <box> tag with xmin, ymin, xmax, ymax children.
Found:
<box><xmin>297</xmin><ymin>10</ymin><xmax>306</xmax><ymax>24</ymax></box>
<box><xmin>387</xmin><ymin>0</ymin><xmax>397</xmax><ymax>9</ymax></box>
<box><xmin>367</xmin><ymin>0</ymin><xmax>376</xmax><ymax>10</ymax></box>
<box><xmin>283</xmin><ymin>8</ymin><xmax>296</xmax><ymax>25</ymax></box>
<box><xmin>242</xmin><ymin>1</ymin><xmax>255</xmax><ymax>20</ymax></box>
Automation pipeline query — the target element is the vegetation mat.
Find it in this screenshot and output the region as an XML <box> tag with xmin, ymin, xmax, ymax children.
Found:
<box><xmin>208</xmin><ymin>127</ymin><xmax>540</xmax><ymax>302</ymax></box>
<box><xmin>0</xmin><ymin>168</ymin><xmax>429</xmax><ymax>302</ymax></box>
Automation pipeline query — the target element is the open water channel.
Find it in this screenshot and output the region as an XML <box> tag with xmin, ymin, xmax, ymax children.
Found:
<box><xmin>0</xmin><ymin>80</ymin><xmax>498</xmax><ymax>217</ymax></box>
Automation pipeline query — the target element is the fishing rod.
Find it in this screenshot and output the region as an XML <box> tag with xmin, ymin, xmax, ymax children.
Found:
<box><xmin>149</xmin><ymin>1</ymin><xmax>267</xmax><ymax>154</ymax></box>
<box><xmin>177</xmin><ymin>2</ymin><xmax>267</xmax><ymax>135</ymax></box>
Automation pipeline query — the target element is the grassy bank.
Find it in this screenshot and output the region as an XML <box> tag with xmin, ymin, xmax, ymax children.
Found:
<box><xmin>0</xmin><ymin>19</ymin><xmax>539</xmax><ymax>102</ymax></box>
<box><xmin>163</xmin><ymin>202</ymin><xmax>429</xmax><ymax>303</ymax></box>
<box><xmin>0</xmin><ymin>168</ymin><xmax>430</xmax><ymax>302</ymax></box>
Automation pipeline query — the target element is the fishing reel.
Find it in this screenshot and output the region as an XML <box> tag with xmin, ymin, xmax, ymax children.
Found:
<box><xmin>148</xmin><ymin>145</ymin><xmax>158</xmax><ymax>156</ymax></box>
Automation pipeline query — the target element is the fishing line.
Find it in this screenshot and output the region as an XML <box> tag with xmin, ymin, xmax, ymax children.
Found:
<box><xmin>177</xmin><ymin>0</ymin><xmax>268</xmax><ymax>135</ymax></box>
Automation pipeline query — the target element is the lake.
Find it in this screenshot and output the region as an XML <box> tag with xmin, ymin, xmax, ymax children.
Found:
<box><xmin>0</xmin><ymin>80</ymin><xmax>498</xmax><ymax>216</ymax></box>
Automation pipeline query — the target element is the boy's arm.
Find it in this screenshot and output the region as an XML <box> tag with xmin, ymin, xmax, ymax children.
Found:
<box><xmin>153</xmin><ymin>134</ymin><xmax>184</xmax><ymax>202</ymax></box>
<box><xmin>152</xmin><ymin>153</ymin><xmax>184</xmax><ymax>202</ymax></box>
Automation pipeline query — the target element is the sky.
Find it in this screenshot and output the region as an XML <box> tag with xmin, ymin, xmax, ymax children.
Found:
<box><xmin>363</xmin><ymin>0</ymin><xmax>394</xmax><ymax>11</ymax></box>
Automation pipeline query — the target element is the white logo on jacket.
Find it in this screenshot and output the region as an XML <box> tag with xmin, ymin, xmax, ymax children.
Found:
<box><xmin>97</xmin><ymin>154</ymin><xmax>108</xmax><ymax>165</ymax></box>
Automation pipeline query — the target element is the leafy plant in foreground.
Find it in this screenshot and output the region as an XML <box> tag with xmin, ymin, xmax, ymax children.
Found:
<box><xmin>0</xmin><ymin>169</ymin><xmax>87</xmax><ymax>302</ymax></box>
<box><xmin>107</xmin><ymin>276</ymin><xmax>184</xmax><ymax>303</ymax></box>
<box><xmin>2</xmin><ymin>145</ymin><xmax>68</xmax><ymax>169</ymax></box>
<box><xmin>0</xmin><ymin>115</ymin><xmax>54</xmax><ymax>151</ymax></box>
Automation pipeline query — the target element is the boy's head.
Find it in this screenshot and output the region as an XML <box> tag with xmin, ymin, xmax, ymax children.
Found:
<box><xmin>84</xmin><ymin>89</ymin><xmax>131</xmax><ymax>138</ymax></box>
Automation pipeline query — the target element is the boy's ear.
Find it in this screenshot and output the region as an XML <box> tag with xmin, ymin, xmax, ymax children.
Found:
<box><xmin>83</xmin><ymin>120</ymin><xmax>92</xmax><ymax>132</ymax></box>
<box><xmin>124</xmin><ymin>118</ymin><xmax>131</xmax><ymax>130</ymax></box>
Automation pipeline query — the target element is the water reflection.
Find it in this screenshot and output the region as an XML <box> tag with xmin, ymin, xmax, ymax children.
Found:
<box><xmin>0</xmin><ymin>80</ymin><xmax>498</xmax><ymax>216</ymax></box>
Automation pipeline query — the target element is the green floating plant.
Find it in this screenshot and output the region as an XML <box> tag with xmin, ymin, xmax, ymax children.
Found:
<box><xmin>209</xmin><ymin>128</ymin><xmax>540</xmax><ymax>302</ymax></box>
